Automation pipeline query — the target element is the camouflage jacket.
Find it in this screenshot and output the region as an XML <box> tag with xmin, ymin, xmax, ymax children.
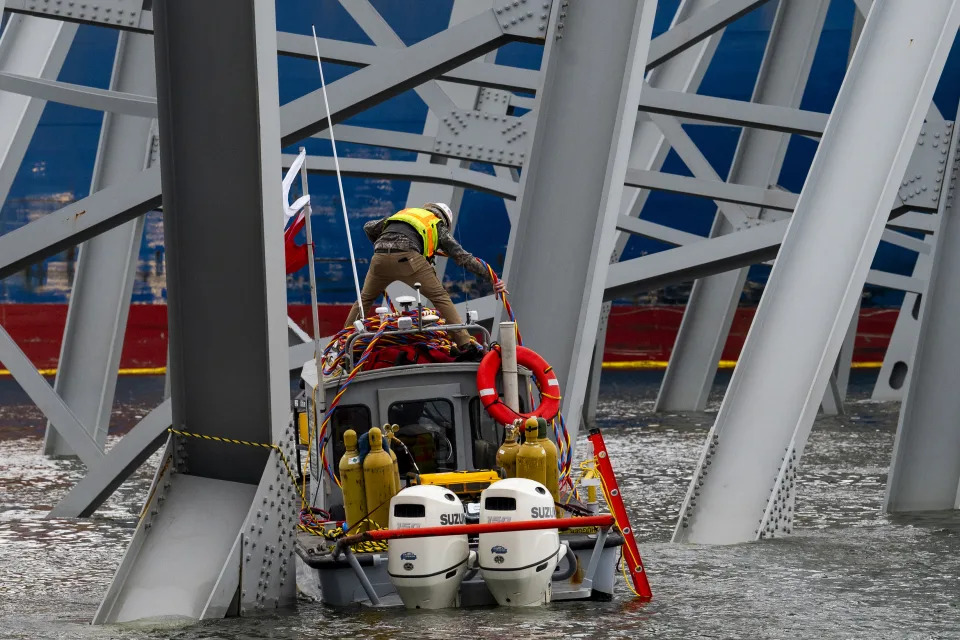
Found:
<box><xmin>363</xmin><ymin>217</ymin><xmax>490</xmax><ymax>279</ymax></box>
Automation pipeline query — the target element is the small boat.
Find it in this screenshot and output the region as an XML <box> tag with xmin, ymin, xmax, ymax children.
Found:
<box><xmin>292</xmin><ymin>299</ymin><xmax>651</xmax><ymax>608</ymax></box>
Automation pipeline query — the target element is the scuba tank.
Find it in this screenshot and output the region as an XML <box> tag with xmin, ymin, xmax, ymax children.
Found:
<box><xmin>496</xmin><ymin>421</ymin><xmax>521</xmax><ymax>478</ymax></box>
<box><xmin>339</xmin><ymin>429</ymin><xmax>367</xmax><ymax>532</ymax></box>
<box><xmin>514</xmin><ymin>418</ymin><xmax>546</xmax><ymax>486</ymax></box>
<box><xmin>363</xmin><ymin>427</ymin><xmax>398</xmax><ymax>529</ymax></box>
<box><xmin>384</xmin><ymin>423</ymin><xmax>403</xmax><ymax>493</ymax></box>
<box><xmin>536</xmin><ymin>417</ymin><xmax>560</xmax><ymax>509</ymax></box>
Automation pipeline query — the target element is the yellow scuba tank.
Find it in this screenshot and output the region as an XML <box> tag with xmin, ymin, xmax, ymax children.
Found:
<box><xmin>536</xmin><ymin>417</ymin><xmax>560</xmax><ymax>508</ymax></box>
<box><xmin>339</xmin><ymin>429</ymin><xmax>367</xmax><ymax>533</ymax></box>
<box><xmin>496</xmin><ymin>422</ymin><xmax>521</xmax><ymax>478</ymax></box>
<box><xmin>384</xmin><ymin>423</ymin><xmax>402</xmax><ymax>493</ymax></box>
<box><xmin>363</xmin><ymin>427</ymin><xmax>397</xmax><ymax>529</ymax></box>
<box><xmin>514</xmin><ymin>418</ymin><xmax>546</xmax><ymax>486</ymax></box>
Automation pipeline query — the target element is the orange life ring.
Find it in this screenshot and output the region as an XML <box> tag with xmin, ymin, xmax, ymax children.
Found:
<box><xmin>476</xmin><ymin>345</ymin><xmax>561</xmax><ymax>424</ymax></box>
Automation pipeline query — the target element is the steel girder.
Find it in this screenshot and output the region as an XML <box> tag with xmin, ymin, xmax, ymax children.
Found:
<box><xmin>0</xmin><ymin>14</ymin><xmax>76</xmax><ymax>210</ymax></box>
<box><xmin>582</xmin><ymin>0</ymin><xmax>727</xmax><ymax>428</ymax></box>
<box><xmin>295</xmin><ymin>155</ymin><xmax>517</xmax><ymax>200</ymax></box>
<box><xmin>673</xmin><ymin>0</ymin><xmax>960</xmax><ymax>545</ymax></box>
<box><xmin>0</xmin><ymin>323</ymin><xmax>103</xmax><ymax>465</ymax></box>
<box><xmin>502</xmin><ymin>0</ymin><xmax>656</xmax><ymax>442</ymax></box>
<box><xmin>0</xmin><ymin>3</ymin><xmax>544</xmax><ymax>289</ymax></box>
<box><xmin>656</xmin><ymin>0</ymin><xmax>829</xmax><ymax>412</ymax></box>
<box><xmin>0</xmin><ymin>166</ymin><xmax>161</xmax><ymax>279</ymax></box>
<box><xmin>871</xmin><ymin>233</ymin><xmax>936</xmax><ymax>400</ymax></box>
<box><xmin>95</xmin><ymin>0</ymin><xmax>294</xmax><ymax>622</ymax></box>
<box><xmin>604</xmin><ymin>219</ymin><xmax>925</xmax><ymax>298</ymax></box>
<box><xmin>49</xmin><ymin>399</ymin><xmax>172</xmax><ymax>518</ymax></box>
<box><xmin>0</xmin><ymin>70</ymin><xmax>156</xmax><ymax>117</ymax></box>
<box><xmin>886</xmin><ymin>104</ymin><xmax>960</xmax><ymax>512</ymax></box>
<box><xmin>44</xmin><ymin>31</ymin><xmax>157</xmax><ymax>459</ymax></box>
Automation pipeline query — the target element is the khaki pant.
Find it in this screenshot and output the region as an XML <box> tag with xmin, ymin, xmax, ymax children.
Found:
<box><xmin>345</xmin><ymin>251</ymin><xmax>470</xmax><ymax>346</ymax></box>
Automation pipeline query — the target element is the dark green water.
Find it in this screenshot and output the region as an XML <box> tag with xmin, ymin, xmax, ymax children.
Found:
<box><xmin>1</xmin><ymin>372</ymin><xmax>958</xmax><ymax>639</ymax></box>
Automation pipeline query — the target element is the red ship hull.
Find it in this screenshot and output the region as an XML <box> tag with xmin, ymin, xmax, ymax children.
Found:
<box><xmin>0</xmin><ymin>303</ymin><xmax>898</xmax><ymax>373</ymax></box>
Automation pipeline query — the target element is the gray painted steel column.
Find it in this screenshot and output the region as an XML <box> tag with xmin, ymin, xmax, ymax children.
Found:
<box><xmin>0</xmin><ymin>14</ymin><xmax>76</xmax><ymax>208</ymax></box>
<box><xmin>656</xmin><ymin>0</ymin><xmax>829</xmax><ymax>412</ymax></box>
<box><xmin>583</xmin><ymin>0</ymin><xmax>725</xmax><ymax>428</ymax></box>
<box><xmin>871</xmin><ymin>236</ymin><xmax>934</xmax><ymax>400</ymax></box>
<box><xmin>503</xmin><ymin>0</ymin><xmax>655</xmax><ymax>439</ymax></box>
<box><xmin>886</xmin><ymin>108</ymin><xmax>960</xmax><ymax>512</ymax></box>
<box><xmin>674</xmin><ymin>0</ymin><xmax>960</xmax><ymax>544</ymax></box>
<box><xmin>95</xmin><ymin>0</ymin><xmax>293</xmax><ymax>622</ymax></box>
<box><xmin>44</xmin><ymin>31</ymin><xmax>157</xmax><ymax>458</ymax></box>
<box><xmin>154</xmin><ymin>0</ymin><xmax>288</xmax><ymax>481</ymax></box>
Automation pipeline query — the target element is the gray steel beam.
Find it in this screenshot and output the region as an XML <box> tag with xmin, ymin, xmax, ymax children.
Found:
<box><xmin>44</xmin><ymin>31</ymin><xmax>157</xmax><ymax>459</ymax></box>
<box><xmin>673</xmin><ymin>0</ymin><xmax>960</xmax><ymax>544</ymax></box>
<box><xmin>49</xmin><ymin>399</ymin><xmax>172</xmax><ymax>518</ymax></box>
<box><xmin>277</xmin><ymin>31</ymin><xmax>541</xmax><ymax>94</ymax></box>
<box><xmin>1</xmin><ymin>3</ymin><xmax>545</xmax><ymax>95</ymax></box>
<box><xmin>638</xmin><ymin>85</ymin><xmax>828</xmax><ymax>136</ymax></box>
<box><xmin>646</xmin><ymin>0</ymin><xmax>773</xmax><ymax>69</ymax></box>
<box><xmin>154</xmin><ymin>0</ymin><xmax>288</xmax><ymax>484</ymax></box>
<box><xmin>886</xmin><ymin>112</ymin><xmax>960</xmax><ymax>512</ymax></box>
<box><xmin>872</xmin><ymin>233</ymin><xmax>936</xmax><ymax>400</ymax></box>
<box><xmin>338</xmin><ymin>0</ymin><xmax>455</xmax><ymax>113</ymax></box>
<box><xmin>625</xmin><ymin>168</ymin><xmax>798</xmax><ymax>211</ymax></box>
<box><xmin>3</xmin><ymin>1</ymin><xmax>544</xmax><ymax>95</ymax></box>
<box><xmin>616</xmin><ymin>215</ymin><xmax>705</xmax><ymax>246</ymax></box>
<box><xmin>656</xmin><ymin>0</ymin><xmax>828</xmax><ymax>412</ymax></box>
<box><xmin>0</xmin><ymin>15</ymin><xmax>76</xmax><ymax>210</ymax></box>
<box><xmin>646</xmin><ymin>112</ymin><xmax>750</xmax><ymax>225</ymax></box>
<box><xmin>503</xmin><ymin>0</ymin><xmax>655</xmax><ymax>440</ymax></box>
<box><xmin>583</xmin><ymin>0</ymin><xmax>727</xmax><ymax>430</ymax></box>
<box><xmin>312</xmin><ymin>124</ymin><xmax>436</xmax><ymax>155</ymax></box>
<box><xmin>279</xmin><ymin>6</ymin><xmax>545</xmax><ymax>146</ymax></box>
<box><xmin>887</xmin><ymin>210</ymin><xmax>937</xmax><ymax>233</ymax></box>
<box><xmin>4</xmin><ymin>0</ymin><xmax>152</xmax><ymax>31</ymax></box>
<box><xmin>605</xmin><ymin>219</ymin><xmax>787</xmax><ymax>300</ymax></box>
<box><xmin>0</xmin><ymin>5</ymin><xmax>534</xmax><ymax>281</ymax></box>
<box><xmin>0</xmin><ymin>70</ymin><xmax>156</xmax><ymax>117</ymax></box>
<box><xmin>295</xmin><ymin>155</ymin><xmax>518</xmax><ymax>200</ymax></box>
<box><xmin>0</xmin><ymin>166</ymin><xmax>161</xmax><ymax>280</ymax></box>
<box><xmin>96</xmin><ymin>0</ymin><xmax>293</xmax><ymax>622</ymax></box>
<box><xmin>0</xmin><ymin>323</ymin><xmax>103</xmax><ymax>466</ymax></box>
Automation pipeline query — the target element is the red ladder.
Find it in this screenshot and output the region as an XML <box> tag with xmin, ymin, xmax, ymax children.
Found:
<box><xmin>587</xmin><ymin>427</ymin><xmax>653</xmax><ymax>599</ymax></box>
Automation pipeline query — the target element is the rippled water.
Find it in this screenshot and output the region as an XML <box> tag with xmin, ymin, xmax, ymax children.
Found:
<box><xmin>2</xmin><ymin>372</ymin><xmax>959</xmax><ymax>639</ymax></box>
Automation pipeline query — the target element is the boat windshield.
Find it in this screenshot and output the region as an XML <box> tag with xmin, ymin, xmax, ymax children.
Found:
<box><xmin>388</xmin><ymin>399</ymin><xmax>457</xmax><ymax>474</ymax></box>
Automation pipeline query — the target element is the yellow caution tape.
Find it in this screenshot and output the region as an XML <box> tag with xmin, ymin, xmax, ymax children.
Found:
<box><xmin>166</xmin><ymin>427</ymin><xmax>306</xmax><ymax>504</ymax></box>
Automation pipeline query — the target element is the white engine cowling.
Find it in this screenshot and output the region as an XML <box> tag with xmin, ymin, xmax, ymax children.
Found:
<box><xmin>387</xmin><ymin>485</ymin><xmax>469</xmax><ymax>609</ymax></box>
<box><xmin>478</xmin><ymin>478</ymin><xmax>562</xmax><ymax>606</ymax></box>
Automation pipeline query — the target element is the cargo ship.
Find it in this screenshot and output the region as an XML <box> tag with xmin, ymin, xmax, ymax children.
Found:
<box><xmin>2</xmin><ymin>1</ymin><xmax>957</xmax><ymax>374</ymax></box>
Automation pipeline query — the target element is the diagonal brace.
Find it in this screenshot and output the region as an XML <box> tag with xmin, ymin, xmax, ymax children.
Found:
<box><xmin>0</xmin><ymin>324</ymin><xmax>103</xmax><ymax>465</ymax></box>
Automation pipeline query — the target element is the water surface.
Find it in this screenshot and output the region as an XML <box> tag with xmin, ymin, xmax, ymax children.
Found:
<box><xmin>1</xmin><ymin>372</ymin><xmax>958</xmax><ymax>639</ymax></box>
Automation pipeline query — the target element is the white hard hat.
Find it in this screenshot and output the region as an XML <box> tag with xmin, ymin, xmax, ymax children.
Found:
<box><xmin>423</xmin><ymin>202</ymin><xmax>453</xmax><ymax>227</ymax></box>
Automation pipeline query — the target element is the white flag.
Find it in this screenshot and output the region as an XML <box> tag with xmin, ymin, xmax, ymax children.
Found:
<box><xmin>282</xmin><ymin>148</ymin><xmax>311</xmax><ymax>228</ymax></box>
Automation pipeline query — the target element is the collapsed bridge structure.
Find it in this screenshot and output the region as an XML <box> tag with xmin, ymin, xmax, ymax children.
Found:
<box><xmin>0</xmin><ymin>0</ymin><xmax>958</xmax><ymax>622</ymax></box>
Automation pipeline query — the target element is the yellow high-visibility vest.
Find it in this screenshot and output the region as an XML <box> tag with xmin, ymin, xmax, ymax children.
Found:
<box><xmin>386</xmin><ymin>207</ymin><xmax>442</xmax><ymax>257</ymax></box>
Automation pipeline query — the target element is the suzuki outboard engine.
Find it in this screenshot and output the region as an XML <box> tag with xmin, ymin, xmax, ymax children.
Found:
<box><xmin>478</xmin><ymin>478</ymin><xmax>565</xmax><ymax>606</ymax></box>
<box><xmin>387</xmin><ymin>485</ymin><xmax>469</xmax><ymax>609</ymax></box>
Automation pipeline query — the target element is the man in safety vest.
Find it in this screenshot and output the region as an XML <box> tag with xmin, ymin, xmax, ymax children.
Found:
<box><xmin>344</xmin><ymin>202</ymin><xmax>506</xmax><ymax>358</ymax></box>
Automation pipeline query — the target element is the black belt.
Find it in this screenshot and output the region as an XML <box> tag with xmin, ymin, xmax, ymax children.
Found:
<box><xmin>375</xmin><ymin>248</ymin><xmax>411</xmax><ymax>254</ymax></box>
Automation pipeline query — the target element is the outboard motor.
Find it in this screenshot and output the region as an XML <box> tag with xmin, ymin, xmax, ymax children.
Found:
<box><xmin>387</xmin><ymin>485</ymin><xmax>470</xmax><ymax>609</ymax></box>
<box><xmin>478</xmin><ymin>478</ymin><xmax>566</xmax><ymax>606</ymax></box>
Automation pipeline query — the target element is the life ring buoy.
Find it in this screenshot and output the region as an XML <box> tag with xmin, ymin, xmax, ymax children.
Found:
<box><xmin>476</xmin><ymin>345</ymin><xmax>561</xmax><ymax>424</ymax></box>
